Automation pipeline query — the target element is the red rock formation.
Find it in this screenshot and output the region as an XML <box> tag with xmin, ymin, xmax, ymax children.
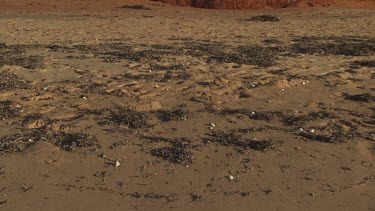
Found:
<box><xmin>155</xmin><ymin>0</ymin><xmax>375</xmax><ymax>9</ymax></box>
<box><xmin>156</xmin><ymin>0</ymin><xmax>297</xmax><ymax>9</ymax></box>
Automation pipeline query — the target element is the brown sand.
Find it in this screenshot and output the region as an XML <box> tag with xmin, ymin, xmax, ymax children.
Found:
<box><xmin>0</xmin><ymin>1</ymin><xmax>375</xmax><ymax>211</ymax></box>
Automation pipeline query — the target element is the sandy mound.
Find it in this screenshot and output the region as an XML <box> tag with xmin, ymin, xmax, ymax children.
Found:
<box><xmin>156</xmin><ymin>0</ymin><xmax>375</xmax><ymax>9</ymax></box>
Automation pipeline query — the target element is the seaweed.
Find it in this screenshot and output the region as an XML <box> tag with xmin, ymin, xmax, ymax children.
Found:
<box><xmin>130</xmin><ymin>192</ymin><xmax>178</xmax><ymax>202</ymax></box>
<box><xmin>208</xmin><ymin>45</ymin><xmax>279</xmax><ymax>67</ymax></box>
<box><xmin>156</xmin><ymin>108</ymin><xmax>190</xmax><ymax>121</ymax></box>
<box><xmin>290</xmin><ymin>36</ymin><xmax>375</xmax><ymax>56</ymax></box>
<box><xmin>350</xmin><ymin>60</ymin><xmax>375</xmax><ymax>68</ymax></box>
<box><xmin>283</xmin><ymin>111</ymin><xmax>334</xmax><ymax>125</ymax></box>
<box><xmin>0</xmin><ymin>44</ymin><xmax>44</xmax><ymax>69</ymax></box>
<box><xmin>344</xmin><ymin>93</ymin><xmax>375</xmax><ymax>103</ymax></box>
<box><xmin>150</xmin><ymin>142</ymin><xmax>193</xmax><ymax>164</ymax></box>
<box><xmin>243</xmin><ymin>15</ymin><xmax>281</xmax><ymax>22</ymax></box>
<box><xmin>121</xmin><ymin>5</ymin><xmax>152</xmax><ymax>10</ymax></box>
<box><xmin>209</xmin><ymin>108</ymin><xmax>282</xmax><ymax>121</ymax></box>
<box><xmin>50</xmin><ymin>132</ymin><xmax>99</xmax><ymax>152</ymax></box>
<box><xmin>0</xmin><ymin>130</ymin><xmax>45</xmax><ymax>155</ymax></box>
<box><xmin>146</xmin><ymin>137</ymin><xmax>193</xmax><ymax>164</ymax></box>
<box><xmin>80</xmin><ymin>83</ymin><xmax>108</xmax><ymax>94</ymax></box>
<box><xmin>205</xmin><ymin>132</ymin><xmax>274</xmax><ymax>151</ymax></box>
<box><xmin>0</xmin><ymin>70</ymin><xmax>28</xmax><ymax>91</ymax></box>
<box><xmin>0</xmin><ymin>101</ymin><xmax>22</xmax><ymax>120</ymax></box>
<box><xmin>100</xmin><ymin>109</ymin><xmax>149</xmax><ymax>129</ymax></box>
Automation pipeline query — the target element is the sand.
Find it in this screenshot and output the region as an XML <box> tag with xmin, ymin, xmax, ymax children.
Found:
<box><xmin>0</xmin><ymin>1</ymin><xmax>375</xmax><ymax>210</ymax></box>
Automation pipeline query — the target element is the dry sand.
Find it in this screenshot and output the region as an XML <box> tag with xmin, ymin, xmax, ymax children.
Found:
<box><xmin>0</xmin><ymin>1</ymin><xmax>375</xmax><ymax>211</ymax></box>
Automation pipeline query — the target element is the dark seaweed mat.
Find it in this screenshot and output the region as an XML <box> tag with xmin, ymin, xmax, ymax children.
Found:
<box><xmin>0</xmin><ymin>44</ymin><xmax>44</xmax><ymax>69</ymax></box>
<box><xmin>0</xmin><ymin>101</ymin><xmax>22</xmax><ymax>120</ymax></box>
<box><xmin>121</xmin><ymin>5</ymin><xmax>152</xmax><ymax>10</ymax></box>
<box><xmin>100</xmin><ymin>109</ymin><xmax>149</xmax><ymax>129</ymax></box>
<box><xmin>244</xmin><ymin>15</ymin><xmax>281</xmax><ymax>22</ymax></box>
<box><xmin>299</xmin><ymin>132</ymin><xmax>346</xmax><ymax>143</ymax></box>
<box><xmin>156</xmin><ymin>108</ymin><xmax>189</xmax><ymax>121</ymax></box>
<box><xmin>0</xmin><ymin>130</ymin><xmax>99</xmax><ymax>154</ymax></box>
<box><xmin>350</xmin><ymin>60</ymin><xmax>375</xmax><ymax>68</ymax></box>
<box><xmin>208</xmin><ymin>108</ymin><xmax>283</xmax><ymax>121</ymax></box>
<box><xmin>147</xmin><ymin>137</ymin><xmax>193</xmax><ymax>164</ymax></box>
<box><xmin>208</xmin><ymin>45</ymin><xmax>280</xmax><ymax>67</ymax></box>
<box><xmin>283</xmin><ymin>111</ymin><xmax>335</xmax><ymax>125</ymax></box>
<box><xmin>290</xmin><ymin>36</ymin><xmax>375</xmax><ymax>56</ymax></box>
<box><xmin>205</xmin><ymin>132</ymin><xmax>274</xmax><ymax>151</ymax></box>
<box><xmin>50</xmin><ymin>132</ymin><xmax>98</xmax><ymax>152</ymax></box>
<box><xmin>130</xmin><ymin>192</ymin><xmax>178</xmax><ymax>202</ymax></box>
<box><xmin>299</xmin><ymin>122</ymin><xmax>354</xmax><ymax>143</ymax></box>
<box><xmin>344</xmin><ymin>93</ymin><xmax>375</xmax><ymax>103</ymax></box>
<box><xmin>0</xmin><ymin>130</ymin><xmax>45</xmax><ymax>155</ymax></box>
<box><xmin>0</xmin><ymin>70</ymin><xmax>28</xmax><ymax>91</ymax></box>
<box><xmin>80</xmin><ymin>83</ymin><xmax>108</xmax><ymax>94</ymax></box>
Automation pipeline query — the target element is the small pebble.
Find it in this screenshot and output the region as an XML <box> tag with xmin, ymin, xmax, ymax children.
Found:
<box><xmin>210</xmin><ymin>123</ymin><xmax>216</xmax><ymax>127</ymax></box>
<box><xmin>228</xmin><ymin>175</ymin><xmax>234</xmax><ymax>180</ymax></box>
<box><xmin>310</xmin><ymin>129</ymin><xmax>315</xmax><ymax>133</ymax></box>
<box><xmin>115</xmin><ymin>160</ymin><xmax>121</xmax><ymax>167</ymax></box>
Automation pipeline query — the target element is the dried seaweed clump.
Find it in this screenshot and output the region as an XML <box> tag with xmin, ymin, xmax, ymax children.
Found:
<box><xmin>130</xmin><ymin>192</ymin><xmax>177</xmax><ymax>202</ymax></box>
<box><xmin>0</xmin><ymin>101</ymin><xmax>22</xmax><ymax>120</ymax></box>
<box><xmin>206</xmin><ymin>132</ymin><xmax>274</xmax><ymax>151</ymax></box>
<box><xmin>147</xmin><ymin>137</ymin><xmax>193</xmax><ymax>164</ymax></box>
<box><xmin>0</xmin><ymin>130</ymin><xmax>45</xmax><ymax>155</ymax></box>
<box><xmin>290</xmin><ymin>36</ymin><xmax>375</xmax><ymax>56</ymax></box>
<box><xmin>283</xmin><ymin>111</ymin><xmax>334</xmax><ymax>125</ymax></box>
<box><xmin>351</xmin><ymin>60</ymin><xmax>375</xmax><ymax>68</ymax></box>
<box><xmin>209</xmin><ymin>108</ymin><xmax>282</xmax><ymax>121</ymax></box>
<box><xmin>100</xmin><ymin>109</ymin><xmax>149</xmax><ymax>129</ymax></box>
<box><xmin>208</xmin><ymin>45</ymin><xmax>279</xmax><ymax>67</ymax></box>
<box><xmin>157</xmin><ymin>108</ymin><xmax>190</xmax><ymax>121</ymax></box>
<box><xmin>344</xmin><ymin>93</ymin><xmax>375</xmax><ymax>103</ymax></box>
<box><xmin>0</xmin><ymin>70</ymin><xmax>28</xmax><ymax>91</ymax></box>
<box><xmin>121</xmin><ymin>5</ymin><xmax>152</xmax><ymax>10</ymax></box>
<box><xmin>245</xmin><ymin>15</ymin><xmax>281</xmax><ymax>22</ymax></box>
<box><xmin>49</xmin><ymin>132</ymin><xmax>99</xmax><ymax>152</ymax></box>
